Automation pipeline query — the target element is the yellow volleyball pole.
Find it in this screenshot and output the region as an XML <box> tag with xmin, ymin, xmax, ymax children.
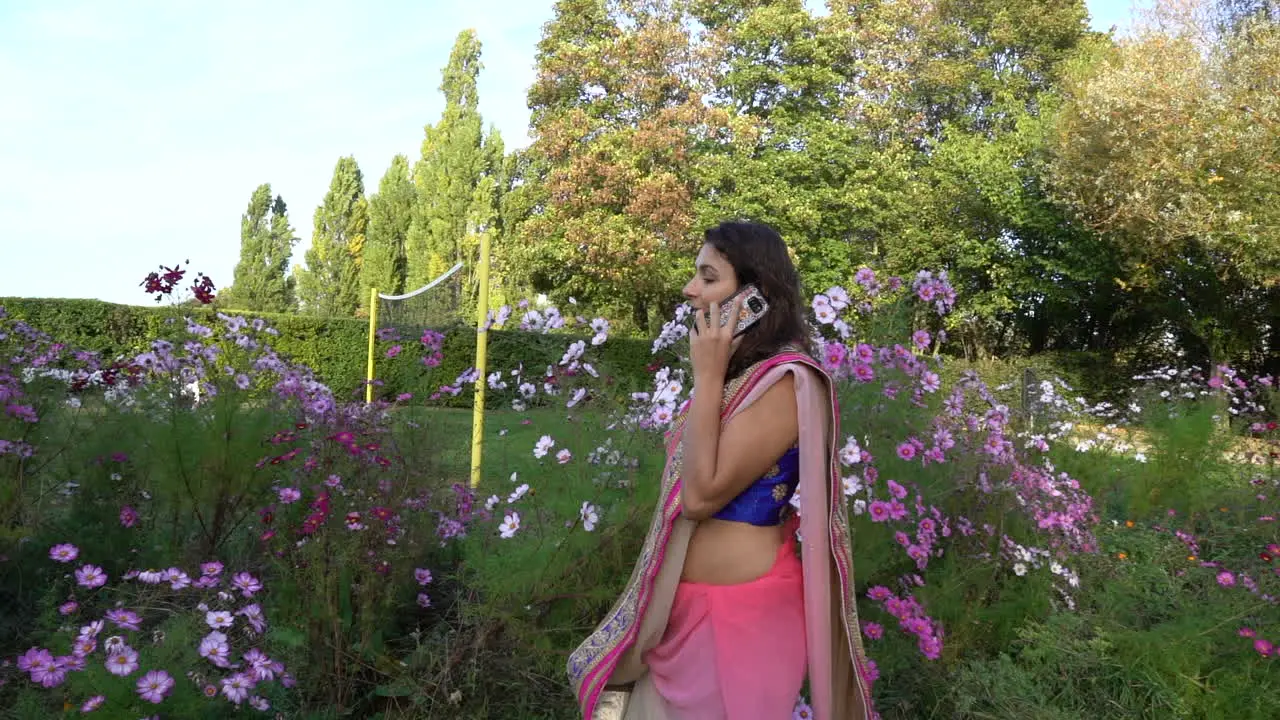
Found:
<box><xmin>470</xmin><ymin>231</ymin><xmax>492</xmax><ymax>488</ymax></box>
<box><xmin>365</xmin><ymin>287</ymin><xmax>379</xmax><ymax>404</ymax></box>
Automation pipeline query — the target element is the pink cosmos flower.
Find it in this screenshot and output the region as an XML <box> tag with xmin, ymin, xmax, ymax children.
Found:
<box><xmin>50</xmin><ymin>544</ymin><xmax>79</xmax><ymax>562</ymax></box>
<box><xmin>81</xmin><ymin>695</ymin><xmax>105</xmax><ymax>712</ymax></box>
<box><xmin>238</xmin><ymin>603</ymin><xmax>267</xmax><ymax>634</ymax></box>
<box><xmin>106</xmin><ymin>609</ymin><xmax>142</xmax><ymax>631</ymax></box>
<box><xmin>822</xmin><ymin>342</ymin><xmax>847</xmax><ymax>372</ymax></box>
<box><xmin>232</xmin><ymin>572</ymin><xmax>262</xmax><ymax>598</ymax></box>
<box><xmin>919</xmin><ymin>634</ymin><xmax>943</xmax><ymax>660</ymax></box>
<box><xmin>18</xmin><ymin>647</ymin><xmax>53</xmax><ymax>673</ymax></box>
<box><xmin>911</xmin><ymin>329</ymin><xmax>931</xmax><ymax>350</ymax></box>
<box><xmin>896</xmin><ymin>443</ymin><xmax>917</xmax><ymax>461</ymax></box>
<box><xmin>221</xmin><ymin>672</ymin><xmax>253</xmax><ymax>704</ymax></box>
<box><xmin>206</xmin><ymin>610</ymin><xmax>234</xmax><ymax>629</ymax></box>
<box><xmin>119</xmin><ymin>505</ymin><xmax>138</xmax><ymax>528</ymax></box>
<box><xmin>866</xmin><ymin>586</ymin><xmax>893</xmax><ymax>601</ymax></box>
<box><xmin>166</xmin><ymin>568</ymin><xmax>190</xmax><ymax>590</ymax></box>
<box><xmin>136</xmin><ymin>669</ymin><xmax>175</xmax><ymax>703</ymax></box>
<box><xmin>243</xmin><ymin>648</ymin><xmax>275</xmax><ymax>681</ymax></box>
<box><xmin>75</xmin><ymin>564</ymin><xmax>107</xmax><ymax>589</ymax></box>
<box><xmin>414</xmin><ymin>568</ymin><xmax>433</xmax><ymax>585</ymax></box>
<box><xmin>32</xmin><ymin>656</ymin><xmax>67</xmax><ymax>687</ymax></box>
<box><xmin>105</xmin><ymin>647</ymin><xmax>139</xmax><ymax>677</ymax></box>
<box><xmin>1217</xmin><ymin>570</ymin><xmax>1236</xmax><ymax>587</ymax></box>
<box><xmin>200</xmin><ymin>631</ymin><xmax>231</xmax><ymax>667</ymax></box>
<box><xmin>73</xmin><ymin>637</ymin><xmax>97</xmax><ymax>656</ymax></box>
<box><xmin>860</xmin><ymin>658</ymin><xmax>880</xmax><ymax>685</ymax></box>
<box><xmin>862</xmin><ymin>622</ymin><xmax>884</xmax><ymax>640</ymax></box>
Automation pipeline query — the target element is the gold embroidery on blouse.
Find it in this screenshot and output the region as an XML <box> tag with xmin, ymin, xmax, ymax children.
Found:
<box><xmin>772</xmin><ymin>483</ymin><xmax>788</xmax><ymax>502</ymax></box>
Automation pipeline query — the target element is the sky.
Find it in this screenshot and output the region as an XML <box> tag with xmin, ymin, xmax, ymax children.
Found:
<box><xmin>0</xmin><ymin>0</ymin><xmax>1149</xmax><ymax>306</ymax></box>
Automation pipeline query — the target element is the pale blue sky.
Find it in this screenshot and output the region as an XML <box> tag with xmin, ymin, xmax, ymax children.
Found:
<box><xmin>0</xmin><ymin>0</ymin><xmax>1146</xmax><ymax>306</ymax></box>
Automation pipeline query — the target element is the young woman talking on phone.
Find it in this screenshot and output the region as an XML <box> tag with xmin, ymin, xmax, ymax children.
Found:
<box><xmin>567</xmin><ymin>221</ymin><xmax>875</xmax><ymax>720</ymax></box>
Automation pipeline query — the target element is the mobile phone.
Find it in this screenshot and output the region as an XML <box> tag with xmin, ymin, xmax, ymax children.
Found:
<box><xmin>693</xmin><ymin>284</ymin><xmax>770</xmax><ymax>338</ymax></box>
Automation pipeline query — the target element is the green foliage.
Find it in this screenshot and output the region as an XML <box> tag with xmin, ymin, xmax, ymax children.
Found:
<box><xmin>406</xmin><ymin>29</ymin><xmax>502</xmax><ymax>324</ymax></box>
<box><xmin>223</xmin><ymin>185</ymin><xmax>299</xmax><ymax>313</ymax></box>
<box><xmin>512</xmin><ymin>0</ymin><xmax>718</xmax><ymax>332</ymax></box>
<box><xmin>1046</xmin><ymin>13</ymin><xmax>1280</xmax><ymax>363</ymax></box>
<box><xmin>361</xmin><ymin>155</ymin><xmax>415</xmax><ymax>304</ymax></box>
<box><xmin>297</xmin><ymin>156</ymin><xmax>369</xmax><ymax>317</ymax></box>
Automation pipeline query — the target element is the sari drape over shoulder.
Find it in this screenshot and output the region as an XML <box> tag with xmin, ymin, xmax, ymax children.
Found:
<box><xmin>566</xmin><ymin>351</ymin><xmax>874</xmax><ymax>720</ymax></box>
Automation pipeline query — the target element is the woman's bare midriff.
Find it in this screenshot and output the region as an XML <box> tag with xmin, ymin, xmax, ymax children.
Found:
<box><xmin>681</xmin><ymin>517</ymin><xmax>786</xmax><ymax>585</ymax></box>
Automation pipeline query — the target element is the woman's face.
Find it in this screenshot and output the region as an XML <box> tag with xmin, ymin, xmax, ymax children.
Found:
<box><xmin>682</xmin><ymin>243</ymin><xmax>740</xmax><ymax>312</ymax></box>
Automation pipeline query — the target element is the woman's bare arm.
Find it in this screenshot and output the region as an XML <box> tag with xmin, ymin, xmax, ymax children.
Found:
<box><xmin>680</xmin><ymin>372</ymin><xmax>798</xmax><ymax>520</ymax></box>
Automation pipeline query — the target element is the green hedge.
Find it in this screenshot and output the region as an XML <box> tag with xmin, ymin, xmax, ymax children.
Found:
<box><xmin>2</xmin><ymin>297</ymin><xmax>1133</xmax><ymax>408</ymax></box>
<box><xmin>0</xmin><ymin>297</ymin><xmax>657</xmax><ymax>406</ymax></box>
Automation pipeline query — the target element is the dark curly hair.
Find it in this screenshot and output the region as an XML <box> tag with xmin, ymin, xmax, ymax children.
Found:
<box><xmin>703</xmin><ymin>220</ymin><xmax>812</xmax><ymax>379</ymax></box>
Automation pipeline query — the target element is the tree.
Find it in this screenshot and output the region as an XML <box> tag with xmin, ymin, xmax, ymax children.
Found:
<box><xmin>510</xmin><ymin>0</ymin><xmax>729</xmax><ymax>331</ymax></box>
<box><xmin>688</xmin><ymin>0</ymin><xmax>931</xmax><ymax>300</ymax></box>
<box><xmin>296</xmin><ymin>156</ymin><xmax>368</xmax><ymax>316</ymax></box>
<box><xmin>406</xmin><ymin>30</ymin><xmax>488</xmax><ymax>313</ymax></box>
<box><xmin>1215</xmin><ymin>0</ymin><xmax>1280</xmax><ymax>30</ymax></box>
<box><xmin>360</xmin><ymin>154</ymin><xmax>414</xmax><ymax>307</ymax></box>
<box><xmin>223</xmin><ymin>184</ymin><xmax>298</xmax><ymax>312</ymax></box>
<box><xmin>1046</xmin><ymin>2</ymin><xmax>1280</xmax><ymax>362</ymax></box>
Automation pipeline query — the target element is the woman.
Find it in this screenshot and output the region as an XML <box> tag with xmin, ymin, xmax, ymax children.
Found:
<box><xmin>567</xmin><ymin>221</ymin><xmax>874</xmax><ymax>720</ymax></box>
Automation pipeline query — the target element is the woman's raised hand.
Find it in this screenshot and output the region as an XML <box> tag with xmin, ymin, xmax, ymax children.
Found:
<box><xmin>689</xmin><ymin>296</ymin><xmax>743</xmax><ymax>383</ymax></box>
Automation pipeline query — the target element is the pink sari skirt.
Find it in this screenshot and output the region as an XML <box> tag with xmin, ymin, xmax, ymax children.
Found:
<box><xmin>640</xmin><ymin>530</ymin><xmax>808</xmax><ymax>719</ymax></box>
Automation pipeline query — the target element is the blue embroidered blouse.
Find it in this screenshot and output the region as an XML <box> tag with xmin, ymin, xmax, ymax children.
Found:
<box><xmin>710</xmin><ymin>447</ymin><xmax>800</xmax><ymax>526</ymax></box>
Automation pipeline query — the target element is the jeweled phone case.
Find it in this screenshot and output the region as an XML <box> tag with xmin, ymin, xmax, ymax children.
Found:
<box><xmin>695</xmin><ymin>284</ymin><xmax>770</xmax><ymax>337</ymax></box>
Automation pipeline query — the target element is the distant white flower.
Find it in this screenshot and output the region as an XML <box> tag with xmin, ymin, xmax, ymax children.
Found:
<box><xmin>508</xmin><ymin>484</ymin><xmax>530</xmax><ymax>503</ymax></box>
<box><xmin>813</xmin><ymin>299</ymin><xmax>836</xmax><ymax>325</ymax></box>
<box><xmin>580</xmin><ymin>502</ymin><xmax>599</xmax><ymax>532</ymax></box>
<box><xmin>498</xmin><ymin>512</ymin><xmax>520</xmax><ymax>539</ymax></box>
<box><xmin>561</xmin><ymin>340</ymin><xmax>586</xmax><ymax>366</ymax></box>
<box><xmin>842</xmin><ymin>476</ymin><xmax>863</xmax><ymax>497</ymax></box>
